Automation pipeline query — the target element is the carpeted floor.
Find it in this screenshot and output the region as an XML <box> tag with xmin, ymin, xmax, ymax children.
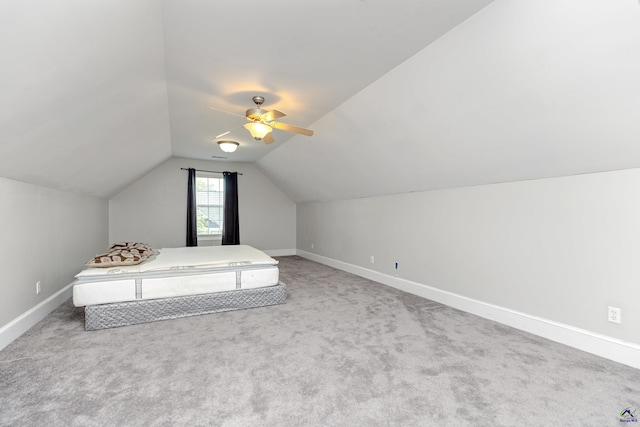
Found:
<box><xmin>1</xmin><ymin>256</ymin><xmax>638</xmax><ymax>426</ymax></box>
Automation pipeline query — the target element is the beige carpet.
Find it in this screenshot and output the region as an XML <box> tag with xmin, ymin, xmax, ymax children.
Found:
<box><xmin>1</xmin><ymin>256</ymin><xmax>638</xmax><ymax>426</ymax></box>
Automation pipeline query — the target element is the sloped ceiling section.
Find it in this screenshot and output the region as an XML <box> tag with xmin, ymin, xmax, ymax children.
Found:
<box><xmin>161</xmin><ymin>0</ymin><xmax>495</xmax><ymax>163</ymax></box>
<box><xmin>257</xmin><ymin>0</ymin><xmax>640</xmax><ymax>203</ymax></box>
<box><xmin>0</xmin><ymin>0</ymin><xmax>172</xmax><ymax>199</ymax></box>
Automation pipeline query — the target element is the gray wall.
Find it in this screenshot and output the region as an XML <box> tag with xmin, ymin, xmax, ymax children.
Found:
<box><xmin>297</xmin><ymin>168</ymin><xmax>640</xmax><ymax>345</ymax></box>
<box><xmin>0</xmin><ymin>177</ymin><xmax>108</xmax><ymax>328</ymax></box>
<box><xmin>109</xmin><ymin>157</ymin><xmax>296</xmax><ymax>252</ymax></box>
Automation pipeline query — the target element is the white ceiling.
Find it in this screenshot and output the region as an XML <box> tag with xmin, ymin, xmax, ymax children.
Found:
<box><xmin>0</xmin><ymin>0</ymin><xmax>172</xmax><ymax>198</ymax></box>
<box><xmin>259</xmin><ymin>0</ymin><xmax>640</xmax><ymax>202</ymax></box>
<box><xmin>162</xmin><ymin>0</ymin><xmax>495</xmax><ymax>162</ymax></box>
<box><xmin>2</xmin><ymin>0</ymin><xmax>640</xmax><ymax>202</ymax></box>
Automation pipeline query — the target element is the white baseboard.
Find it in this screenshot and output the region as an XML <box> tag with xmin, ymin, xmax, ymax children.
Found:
<box><xmin>264</xmin><ymin>248</ymin><xmax>297</xmax><ymax>257</ymax></box>
<box><xmin>0</xmin><ymin>283</ymin><xmax>73</xmax><ymax>352</ymax></box>
<box><xmin>297</xmin><ymin>250</ymin><xmax>640</xmax><ymax>370</ymax></box>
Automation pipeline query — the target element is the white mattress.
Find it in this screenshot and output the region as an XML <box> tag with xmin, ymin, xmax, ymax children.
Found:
<box><xmin>73</xmin><ymin>245</ymin><xmax>279</xmax><ymax>307</ymax></box>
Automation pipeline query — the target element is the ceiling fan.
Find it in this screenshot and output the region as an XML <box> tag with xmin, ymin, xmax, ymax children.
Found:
<box><xmin>210</xmin><ymin>96</ymin><xmax>313</xmax><ymax>144</ymax></box>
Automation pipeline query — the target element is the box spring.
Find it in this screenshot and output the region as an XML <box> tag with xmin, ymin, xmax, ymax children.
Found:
<box><xmin>84</xmin><ymin>282</ymin><xmax>286</xmax><ymax>331</ymax></box>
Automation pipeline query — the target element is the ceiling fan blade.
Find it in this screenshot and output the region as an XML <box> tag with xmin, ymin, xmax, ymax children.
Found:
<box><xmin>208</xmin><ymin>106</ymin><xmax>247</xmax><ymax>120</ymax></box>
<box><xmin>261</xmin><ymin>109</ymin><xmax>286</xmax><ymax>122</ymax></box>
<box><xmin>211</xmin><ymin>130</ymin><xmax>231</xmax><ymax>140</ymax></box>
<box><xmin>210</xmin><ymin>124</ymin><xmax>245</xmax><ymax>140</ymax></box>
<box><xmin>263</xmin><ymin>132</ymin><xmax>275</xmax><ymax>144</ymax></box>
<box><xmin>271</xmin><ymin>121</ymin><xmax>314</xmax><ymax>136</ymax></box>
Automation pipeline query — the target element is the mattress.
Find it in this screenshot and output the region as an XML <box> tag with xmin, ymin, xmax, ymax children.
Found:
<box><xmin>73</xmin><ymin>245</ymin><xmax>279</xmax><ymax>307</ymax></box>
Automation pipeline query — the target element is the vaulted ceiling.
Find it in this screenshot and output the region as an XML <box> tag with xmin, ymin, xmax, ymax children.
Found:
<box><xmin>2</xmin><ymin>1</ymin><xmax>640</xmax><ymax>202</ymax></box>
<box><xmin>162</xmin><ymin>0</ymin><xmax>494</xmax><ymax>162</ymax></box>
<box><xmin>259</xmin><ymin>0</ymin><xmax>640</xmax><ymax>202</ymax></box>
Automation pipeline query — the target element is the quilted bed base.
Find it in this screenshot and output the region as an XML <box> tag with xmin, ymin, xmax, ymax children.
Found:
<box><xmin>84</xmin><ymin>283</ymin><xmax>287</xmax><ymax>331</ymax></box>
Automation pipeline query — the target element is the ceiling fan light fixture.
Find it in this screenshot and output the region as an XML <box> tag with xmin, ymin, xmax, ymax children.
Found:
<box><xmin>217</xmin><ymin>140</ymin><xmax>239</xmax><ymax>153</ymax></box>
<box><xmin>244</xmin><ymin>122</ymin><xmax>272</xmax><ymax>140</ymax></box>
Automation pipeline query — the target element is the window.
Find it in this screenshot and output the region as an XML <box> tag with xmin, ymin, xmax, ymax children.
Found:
<box><xmin>196</xmin><ymin>173</ymin><xmax>224</xmax><ymax>236</ymax></box>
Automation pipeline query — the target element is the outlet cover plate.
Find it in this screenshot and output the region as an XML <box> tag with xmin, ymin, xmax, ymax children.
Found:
<box><xmin>608</xmin><ymin>306</ymin><xmax>621</xmax><ymax>324</ymax></box>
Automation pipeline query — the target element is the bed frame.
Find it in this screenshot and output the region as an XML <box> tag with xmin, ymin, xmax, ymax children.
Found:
<box><xmin>84</xmin><ymin>282</ymin><xmax>286</xmax><ymax>331</ymax></box>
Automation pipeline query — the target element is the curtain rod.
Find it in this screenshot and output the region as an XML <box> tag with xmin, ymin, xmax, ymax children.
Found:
<box><xmin>180</xmin><ymin>168</ymin><xmax>243</xmax><ymax>175</ymax></box>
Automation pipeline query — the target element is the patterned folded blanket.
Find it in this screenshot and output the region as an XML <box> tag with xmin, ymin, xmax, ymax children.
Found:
<box><xmin>85</xmin><ymin>242</ymin><xmax>153</xmax><ymax>268</ymax></box>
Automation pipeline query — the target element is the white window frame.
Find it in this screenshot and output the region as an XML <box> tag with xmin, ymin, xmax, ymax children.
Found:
<box><xmin>195</xmin><ymin>172</ymin><xmax>224</xmax><ymax>245</ymax></box>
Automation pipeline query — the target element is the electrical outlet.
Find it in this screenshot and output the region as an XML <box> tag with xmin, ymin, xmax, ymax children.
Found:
<box><xmin>311</xmin><ymin>243</ymin><xmax>314</xmax><ymax>249</ymax></box>
<box><xmin>608</xmin><ymin>306</ymin><xmax>621</xmax><ymax>324</ymax></box>
<box><xmin>36</xmin><ymin>281</ymin><xmax>41</xmax><ymax>294</ymax></box>
<box><xmin>370</xmin><ymin>255</ymin><xmax>375</xmax><ymax>264</ymax></box>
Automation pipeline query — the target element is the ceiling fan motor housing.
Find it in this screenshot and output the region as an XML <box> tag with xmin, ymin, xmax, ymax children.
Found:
<box><xmin>246</xmin><ymin>96</ymin><xmax>267</xmax><ymax>120</ymax></box>
<box><xmin>246</xmin><ymin>108</ymin><xmax>268</xmax><ymax>120</ymax></box>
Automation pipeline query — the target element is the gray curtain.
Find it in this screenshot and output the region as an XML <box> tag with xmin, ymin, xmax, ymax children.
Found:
<box><xmin>221</xmin><ymin>172</ymin><xmax>240</xmax><ymax>245</ymax></box>
<box><xmin>186</xmin><ymin>168</ymin><xmax>198</xmax><ymax>247</ymax></box>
